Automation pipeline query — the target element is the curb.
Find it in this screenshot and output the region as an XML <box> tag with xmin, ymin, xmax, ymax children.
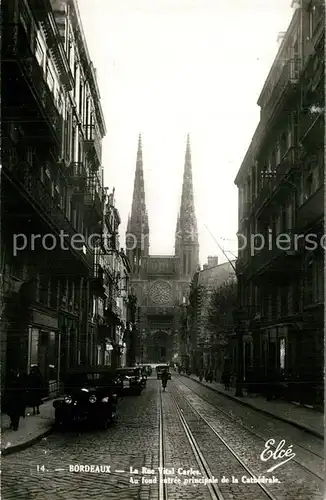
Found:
<box><xmin>183</xmin><ymin>375</ymin><xmax>324</xmax><ymax>440</ymax></box>
<box><xmin>1</xmin><ymin>426</ymin><xmax>54</xmax><ymax>456</ymax></box>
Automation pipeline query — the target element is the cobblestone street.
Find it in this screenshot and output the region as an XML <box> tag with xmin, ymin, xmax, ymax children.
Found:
<box><xmin>1</xmin><ymin>376</ymin><xmax>323</xmax><ymax>500</ymax></box>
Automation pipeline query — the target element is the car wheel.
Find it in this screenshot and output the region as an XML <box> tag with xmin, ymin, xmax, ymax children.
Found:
<box><xmin>110</xmin><ymin>411</ymin><xmax>117</xmax><ymax>424</ymax></box>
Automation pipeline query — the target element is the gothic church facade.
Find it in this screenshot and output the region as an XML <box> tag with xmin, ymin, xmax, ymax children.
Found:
<box><xmin>126</xmin><ymin>135</ymin><xmax>199</xmax><ymax>363</ymax></box>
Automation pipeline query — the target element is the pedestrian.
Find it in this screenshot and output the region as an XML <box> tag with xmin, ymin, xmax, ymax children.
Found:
<box><xmin>222</xmin><ymin>362</ymin><xmax>231</xmax><ymax>391</ymax></box>
<box><xmin>18</xmin><ymin>370</ymin><xmax>28</xmax><ymax>417</ymax></box>
<box><xmin>27</xmin><ymin>365</ymin><xmax>44</xmax><ymax>415</ymax></box>
<box><xmin>4</xmin><ymin>369</ymin><xmax>26</xmax><ymax>430</ymax></box>
<box><xmin>161</xmin><ymin>369</ymin><xmax>169</xmax><ymax>392</ymax></box>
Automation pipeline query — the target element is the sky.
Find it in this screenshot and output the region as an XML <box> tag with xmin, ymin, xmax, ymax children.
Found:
<box><xmin>77</xmin><ymin>0</ymin><xmax>293</xmax><ymax>266</ymax></box>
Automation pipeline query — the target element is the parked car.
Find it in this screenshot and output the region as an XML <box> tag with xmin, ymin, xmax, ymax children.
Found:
<box><xmin>156</xmin><ymin>365</ymin><xmax>171</xmax><ymax>380</ymax></box>
<box><xmin>140</xmin><ymin>364</ymin><xmax>152</xmax><ymax>376</ymax></box>
<box><xmin>117</xmin><ymin>367</ymin><xmax>146</xmax><ymax>395</ymax></box>
<box><xmin>53</xmin><ymin>366</ymin><xmax>120</xmax><ymax>430</ymax></box>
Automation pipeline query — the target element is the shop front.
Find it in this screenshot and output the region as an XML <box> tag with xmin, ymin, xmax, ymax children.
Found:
<box><xmin>28</xmin><ymin>309</ymin><xmax>60</xmax><ymax>397</ymax></box>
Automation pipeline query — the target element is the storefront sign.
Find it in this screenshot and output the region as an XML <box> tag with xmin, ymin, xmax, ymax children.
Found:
<box><xmin>32</xmin><ymin>310</ymin><xmax>58</xmax><ymax>329</ymax></box>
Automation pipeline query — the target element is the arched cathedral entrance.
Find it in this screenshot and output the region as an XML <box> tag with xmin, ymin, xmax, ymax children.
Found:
<box><xmin>147</xmin><ymin>330</ymin><xmax>173</xmax><ymax>364</ymax></box>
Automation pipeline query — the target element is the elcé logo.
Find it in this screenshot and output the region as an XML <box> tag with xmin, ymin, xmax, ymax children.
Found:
<box><xmin>260</xmin><ymin>439</ymin><xmax>296</xmax><ymax>473</ymax></box>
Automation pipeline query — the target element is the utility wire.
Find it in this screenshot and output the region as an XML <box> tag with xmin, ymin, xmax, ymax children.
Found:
<box><xmin>204</xmin><ymin>225</ymin><xmax>237</xmax><ymax>274</ymax></box>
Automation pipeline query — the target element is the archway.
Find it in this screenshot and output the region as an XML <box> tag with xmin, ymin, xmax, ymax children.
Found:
<box><xmin>147</xmin><ymin>330</ymin><xmax>173</xmax><ymax>363</ymax></box>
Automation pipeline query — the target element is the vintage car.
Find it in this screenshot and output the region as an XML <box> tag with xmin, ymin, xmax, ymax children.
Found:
<box><xmin>53</xmin><ymin>366</ymin><xmax>121</xmax><ymax>429</ymax></box>
<box><xmin>116</xmin><ymin>367</ymin><xmax>146</xmax><ymax>395</ymax></box>
<box><xmin>156</xmin><ymin>364</ymin><xmax>171</xmax><ymax>380</ymax></box>
<box><xmin>142</xmin><ymin>364</ymin><xmax>153</xmax><ymax>376</ymax></box>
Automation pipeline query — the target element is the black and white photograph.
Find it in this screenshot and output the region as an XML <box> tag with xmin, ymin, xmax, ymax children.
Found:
<box><xmin>1</xmin><ymin>0</ymin><xmax>324</xmax><ymax>499</ymax></box>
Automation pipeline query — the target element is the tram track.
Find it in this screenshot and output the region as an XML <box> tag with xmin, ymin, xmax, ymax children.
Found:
<box><xmin>177</xmin><ymin>376</ymin><xmax>324</xmax><ymax>482</ymax></box>
<box><xmin>159</xmin><ymin>381</ymin><xmax>279</xmax><ymax>500</ymax></box>
<box><xmin>158</xmin><ymin>385</ymin><xmax>168</xmax><ymax>500</ymax></box>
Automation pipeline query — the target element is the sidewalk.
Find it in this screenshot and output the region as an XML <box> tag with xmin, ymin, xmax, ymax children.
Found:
<box><xmin>183</xmin><ymin>375</ymin><xmax>324</xmax><ymax>439</ymax></box>
<box><xmin>1</xmin><ymin>400</ymin><xmax>55</xmax><ymax>456</ymax></box>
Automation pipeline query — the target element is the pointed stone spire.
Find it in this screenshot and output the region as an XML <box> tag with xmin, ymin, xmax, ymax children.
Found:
<box><xmin>175</xmin><ymin>134</ymin><xmax>199</xmax><ymax>278</ymax></box>
<box><xmin>126</xmin><ymin>135</ymin><xmax>149</xmax><ymax>257</ymax></box>
<box><xmin>137</xmin><ymin>133</ymin><xmax>142</xmax><ymax>162</ymax></box>
<box><xmin>179</xmin><ymin>134</ymin><xmax>198</xmax><ymax>242</ymax></box>
<box><xmin>174</xmin><ymin>212</ymin><xmax>180</xmax><ymax>254</ymax></box>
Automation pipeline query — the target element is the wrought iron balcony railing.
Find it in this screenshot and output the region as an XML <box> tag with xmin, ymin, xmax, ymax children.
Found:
<box><xmin>261</xmin><ymin>58</ymin><xmax>300</xmax><ymax>126</ymax></box>
<box><xmin>245</xmin><ymin>232</ymin><xmax>300</xmax><ymax>280</ymax></box>
<box><xmin>84</xmin><ymin>124</ymin><xmax>102</xmax><ymax>165</ymax></box>
<box><xmin>84</xmin><ymin>173</ymin><xmax>104</xmax><ymax>220</ymax></box>
<box><xmin>68</xmin><ymin>162</ymin><xmax>88</xmax><ymax>195</ymax></box>
<box><xmin>252</xmin><ymin>147</ymin><xmax>300</xmax><ymax>215</ymax></box>
<box><xmin>3</xmin><ymin>150</ymin><xmax>94</xmax><ymax>269</ymax></box>
<box><xmin>300</xmin><ymin>107</ymin><xmax>324</xmax><ymax>144</ymax></box>
<box><xmin>69</xmin><ymin>161</ymin><xmax>88</xmax><ymax>180</ymax></box>
<box><xmin>106</xmin><ymin>297</ymin><xmax>122</xmax><ymax>318</ymax></box>
<box><xmin>3</xmin><ymin>23</ymin><xmax>62</xmax><ymax>145</ymax></box>
<box><xmin>296</xmin><ymin>184</ymin><xmax>324</xmax><ymax>232</ymax></box>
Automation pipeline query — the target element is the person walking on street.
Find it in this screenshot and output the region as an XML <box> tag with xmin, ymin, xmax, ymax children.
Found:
<box><xmin>27</xmin><ymin>365</ymin><xmax>44</xmax><ymax>415</ymax></box>
<box><xmin>222</xmin><ymin>360</ymin><xmax>231</xmax><ymax>391</ymax></box>
<box><xmin>161</xmin><ymin>369</ymin><xmax>169</xmax><ymax>392</ymax></box>
<box><xmin>4</xmin><ymin>369</ymin><xmax>26</xmax><ymax>430</ymax></box>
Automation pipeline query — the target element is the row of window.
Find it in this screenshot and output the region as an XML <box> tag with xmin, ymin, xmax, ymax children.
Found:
<box><xmin>20</xmin><ymin>0</ymin><xmax>101</xmax><ymax>167</ymax></box>
<box><xmin>260</xmin><ymin>3</ymin><xmax>323</xmax><ymax>115</ymax></box>
<box><xmin>243</xmin><ymin>265</ymin><xmax>323</xmax><ymax>320</ymax></box>
<box><xmin>239</xmin><ymin>153</ymin><xmax>323</xmax><ymax>224</ymax></box>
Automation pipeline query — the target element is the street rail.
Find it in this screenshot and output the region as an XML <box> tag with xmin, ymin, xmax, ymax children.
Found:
<box><xmin>159</xmin><ymin>381</ymin><xmax>278</xmax><ymax>500</ymax></box>
<box><xmin>171</xmin><ymin>382</ymin><xmax>280</xmax><ymax>500</ymax></box>
<box><xmin>159</xmin><ymin>383</ymin><xmax>220</xmax><ymax>499</ymax></box>
<box><xmin>159</xmin><ymin>386</ymin><xmax>168</xmax><ymax>500</ymax></box>
<box><xmin>177</xmin><ymin>376</ymin><xmax>324</xmax><ymax>482</ymax></box>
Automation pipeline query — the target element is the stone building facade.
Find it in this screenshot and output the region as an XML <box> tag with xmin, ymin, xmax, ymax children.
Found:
<box><xmin>234</xmin><ymin>1</ymin><xmax>324</xmax><ymax>405</ymax></box>
<box><xmin>1</xmin><ymin>0</ymin><xmax>122</xmax><ymax>395</ymax></box>
<box><xmin>126</xmin><ymin>135</ymin><xmax>200</xmax><ymax>364</ymax></box>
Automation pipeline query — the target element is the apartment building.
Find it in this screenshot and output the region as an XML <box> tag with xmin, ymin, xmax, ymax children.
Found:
<box><xmin>187</xmin><ymin>258</ymin><xmax>236</xmax><ymax>378</ymax></box>
<box><xmin>234</xmin><ymin>0</ymin><xmax>324</xmax><ymax>405</ymax></box>
<box><xmin>1</xmin><ymin>0</ymin><xmax>109</xmax><ymax>394</ymax></box>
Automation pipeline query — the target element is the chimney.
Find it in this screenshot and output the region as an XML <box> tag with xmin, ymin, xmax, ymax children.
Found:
<box><xmin>207</xmin><ymin>256</ymin><xmax>218</xmax><ymax>268</ymax></box>
<box><xmin>277</xmin><ymin>32</ymin><xmax>286</xmax><ymax>48</ymax></box>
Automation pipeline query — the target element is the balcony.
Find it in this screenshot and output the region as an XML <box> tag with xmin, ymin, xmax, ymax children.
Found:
<box><xmin>105</xmin><ymin>297</ymin><xmax>122</xmax><ymax>320</ymax></box>
<box><xmin>246</xmin><ymin>238</ymin><xmax>300</xmax><ymax>281</ymax></box>
<box><xmin>310</xmin><ymin>11</ymin><xmax>325</xmax><ymax>50</ymax></box>
<box><xmin>300</xmin><ymin>107</ymin><xmax>324</xmax><ymax>148</ymax></box>
<box><xmin>84</xmin><ymin>124</ymin><xmax>102</xmax><ymax>166</ymax></box>
<box><xmin>3</xmin><ymin>23</ymin><xmax>62</xmax><ymax>145</ymax></box>
<box><xmin>252</xmin><ymin>147</ymin><xmax>300</xmax><ymax>215</ymax></box>
<box><xmin>91</xmin><ymin>264</ymin><xmax>105</xmax><ymax>296</ymax></box>
<box><xmin>68</xmin><ymin>161</ymin><xmax>88</xmax><ymax>196</ymax></box>
<box><xmin>296</xmin><ymin>185</ymin><xmax>324</xmax><ymax>232</ymax></box>
<box><xmin>261</xmin><ymin>58</ymin><xmax>300</xmax><ymax>126</ymax></box>
<box><xmin>84</xmin><ymin>173</ymin><xmax>104</xmax><ymax>222</ymax></box>
<box><xmin>3</xmin><ymin>150</ymin><xmax>94</xmax><ymax>269</ymax></box>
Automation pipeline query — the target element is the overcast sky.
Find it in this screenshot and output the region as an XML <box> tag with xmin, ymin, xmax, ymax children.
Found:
<box><xmin>77</xmin><ymin>0</ymin><xmax>293</xmax><ymax>265</ymax></box>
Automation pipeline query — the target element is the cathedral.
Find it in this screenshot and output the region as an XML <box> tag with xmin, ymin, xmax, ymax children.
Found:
<box><xmin>126</xmin><ymin>134</ymin><xmax>199</xmax><ymax>363</ymax></box>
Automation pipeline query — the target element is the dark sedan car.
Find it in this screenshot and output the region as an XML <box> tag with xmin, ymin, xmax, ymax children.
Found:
<box><xmin>53</xmin><ymin>366</ymin><xmax>121</xmax><ymax>429</ymax></box>
<box><xmin>116</xmin><ymin>367</ymin><xmax>146</xmax><ymax>395</ymax></box>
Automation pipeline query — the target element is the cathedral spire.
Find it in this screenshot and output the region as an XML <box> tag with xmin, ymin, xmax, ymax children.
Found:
<box><xmin>137</xmin><ymin>133</ymin><xmax>142</xmax><ymax>161</ymax></box>
<box><xmin>179</xmin><ymin>134</ymin><xmax>198</xmax><ymax>242</ymax></box>
<box><xmin>126</xmin><ymin>135</ymin><xmax>149</xmax><ymax>270</ymax></box>
<box><xmin>175</xmin><ymin>134</ymin><xmax>199</xmax><ymax>278</ymax></box>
